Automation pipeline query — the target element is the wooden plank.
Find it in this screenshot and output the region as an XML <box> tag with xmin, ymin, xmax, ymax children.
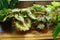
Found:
<box><xmin>18</xmin><ymin>0</ymin><xmax>60</xmax><ymax>1</ymax></box>
<box><xmin>0</xmin><ymin>30</ymin><xmax>60</xmax><ymax>39</ymax></box>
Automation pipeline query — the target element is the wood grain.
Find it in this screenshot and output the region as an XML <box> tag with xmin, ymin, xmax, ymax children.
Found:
<box><xmin>0</xmin><ymin>30</ymin><xmax>60</xmax><ymax>40</ymax></box>
<box><xmin>18</xmin><ymin>0</ymin><xmax>60</xmax><ymax>1</ymax></box>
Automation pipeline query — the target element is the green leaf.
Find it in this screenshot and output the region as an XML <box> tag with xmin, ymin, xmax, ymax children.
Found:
<box><xmin>10</xmin><ymin>0</ymin><xmax>18</xmax><ymax>8</ymax></box>
<box><xmin>26</xmin><ymin>18</ymin><xmax>31</xmax><ymax>28</ymax></box>
<box><xmin>0</xmin><ymin>9</ymin><xmax>12</xmax><ymax>22</ymax></box>
<box><xmin>27</xmin><ymin>10</ymin><xmax>37</xmax><ymax>20</ymax></box>
<box><xmin>52</xmin><ymin>16</ymin><xmax>57</xmax><ymax>22</ymax></box>
<box><xmin>37</xmin><ymin>24</ymin><xmax>45</xmax><ymax>29</ymax></box>
<box><xmin>52</xmin><ymin>23</ymin><xmax>60</xmax><ymax>39</ymax></box>
<box><xmin>3</xmin><ymin>14</ymin><xmax>14</xmax><ymax>22</ymax></box>
<box><xmin>15</xmin><ymin>18</ymin><xmax>31</xmax><ymax>31</ymax></box>
<box><xmin>46</xmin><ymin>5</ymin><xmax>55</xmax><ymax>12</ymax></box>
<box><xmin>7</xmin><ymin>0</ymin><xmax>11</xmax><ymax>5</ymax></box>
<box><xmin>0</xmin><ymin>0</ymin><xmax>4</xmax><ymax>9</ymax></box>
<box><xmin>14</xmin><ymin>14</ymin><xmax>24</xmax><ymax>22</ymax></box>
<box><xmin>28</xmin><ymin>7</ymin><xmax>35</xmax><ymax>13</ymax></box>
<box><xmin>2</xmin><ymin>0</ymin><xmax>9</xmax><ymax>8</ymax></box>
<box><xmin>21</xmin><ymin>8</ymin><xmax>36</xmax><ymax>20</ymax></box>
<box><xmin>58</xmin><ymin>15</ymin><xmax>60</xmax><ymax>22</ymax></box>
<box><xmin>33</xmin><ymin>4</ymin><xmax>45</xmax><ymax>11</ymax></box>
<box><xmin>51</xmin><ymin>1</ymin><xmax>60</xmax><ymax>7</ymax></box>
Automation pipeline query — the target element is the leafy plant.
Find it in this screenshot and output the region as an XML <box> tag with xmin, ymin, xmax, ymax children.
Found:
<box><xmin>21</xmin><ymin>8</ymin><xmax>37</xmax><ymax>20</ymax></box>
<box><xmin>46</xmin><ymin>5</ymin><xmax>55</xmax><ymax>12</ymax></box>
<box><xmin>0</xmin><ymin>1</ymin><xmax>60</xmax><ymax>39</ymax></box>
<box><xmin>0</xmin><ymin>9</ymin><xmax>13</xmax><ymax>22</ymax></box>
<box><xmin>52</xmin><ymin>23</ymin><xmax>60</xmax><ymax>39</ymax></box>
<box><xmin>33</xmin><ymin>4</ymin><xmax>45</xmax><ymax>12</ymax></box>
<box><xmin>15</xmin><ymin>18</ymin><xmax>31</xmax><ymax>31</ymax></box>
<box><xmin>37</xmin><ymin>24</ymin><xmax>45</xmax><ymax>29</ymax></box>
<box><xmin>51</xmin><ymin>1</ymin><xmax>60</xmax><ymax>7</ymax></box>
<box><xmin>15</xmin><ymin>14</ymin><xmax>24</xmax><ymax>22</ymax></box>
<box><xmin>10</xmin><ymin>0</ymin><xmax>18</xmax><ymax>8</ymax></box>
<box><xmin>0</xmin><ymin>0</ymin><xmax>18</xmax><ymax>10</ymax></box>
<box><xmin>12</xmin><ymin>9</ymin><xmax>32</xmax><ymax>31</ymax></box>
<box><xmin>58</xmin><ymin>17</ymin><xmax>60</xmax><ymax>21</ymax></box>
<box><xmin>0</xmin><ymin>0</ymin><xmax>18</xmax><ymax>22</ymax></box>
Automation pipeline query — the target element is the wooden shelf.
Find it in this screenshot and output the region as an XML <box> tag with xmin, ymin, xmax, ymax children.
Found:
<box><xmin>0</xmin><ymin>30</ymin><xmax>60</xmax><ymax>40</ymax></box>
<box><xmin>18</xmin><ymin>0</ymin><xmax>60</xmax><ymax>1</ymax></box>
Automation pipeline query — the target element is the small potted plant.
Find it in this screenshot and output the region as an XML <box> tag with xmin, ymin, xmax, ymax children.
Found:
<box><xmin>37</xmin><ymin>24</ymin><xmax>45</xmax><ymax>32</ymax></box>
<box><xmin>12</xmin><ymin>9</ymin><xmax>32</xmax><ymax>34</ymax></box>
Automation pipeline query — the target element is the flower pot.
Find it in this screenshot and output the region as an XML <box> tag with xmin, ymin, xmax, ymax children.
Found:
<box><xmin>1</xmin><ymin>18</ymin><xmax>13</xmax><ymax>32</ymax></box>
<box><xmin>36</xmin><ymin>26</ymin><xmax>49</xmax><ymax>33</ymax></box>
<box><xmin>0</xmin><ymin>24</ymin><xmax>3</xmax><ymax>32</ymax></box>
<box><xmin>15</xmin><ymin>28</ymin><xmax>30</xmax><ymax>34</ymax></box>
<box><xmin>40</xmin><ymin>27</ymin><xmax>49</xmax><ymax>33</ymax></box>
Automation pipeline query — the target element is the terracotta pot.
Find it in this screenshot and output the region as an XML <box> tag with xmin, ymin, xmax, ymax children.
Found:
<box><xmin>40</xmin><ymin>27</ymin><xmax>49</xmax><ymax>33</ymax></box>
<box><xmin>36</xmin><ymin>26</ymin><xmax>49</xmax><ymax>33</ymax></box>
